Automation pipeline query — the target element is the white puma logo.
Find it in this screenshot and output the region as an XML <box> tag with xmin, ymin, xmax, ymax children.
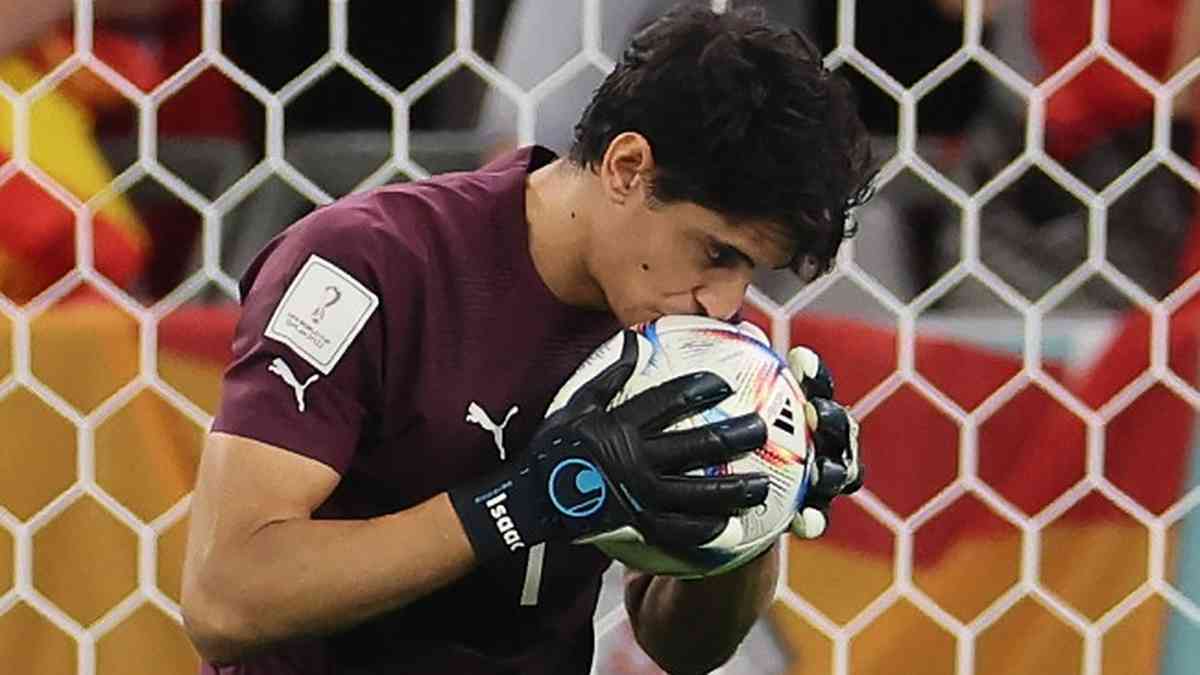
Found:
<box><xmin>268</xmin><ymin>357</ymin><xmax>319</xmax><ymax>412</ymax></box>
<box><xmin>466</xmin><ymin>401</ymin><xmax>519</xmax><ymax>460</ymax></box>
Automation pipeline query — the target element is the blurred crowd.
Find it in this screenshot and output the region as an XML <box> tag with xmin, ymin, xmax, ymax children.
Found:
<box><xmin>0</xmin><ymin>0</ymin><xmax>1198</xmax><ymax>314</ymax></box>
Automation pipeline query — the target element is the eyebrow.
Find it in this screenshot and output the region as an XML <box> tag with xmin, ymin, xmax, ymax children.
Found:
<box><xmin>722</xmin><ymin>239</ymin><xmax>791</xmax><ymax>271</ymax></box>
<box><xmin>705</xmin><ymin>218</ymin><xmax>793</xmax><ymax>269</ymax></box>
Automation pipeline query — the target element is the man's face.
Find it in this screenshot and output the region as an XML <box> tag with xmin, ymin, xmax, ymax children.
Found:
<box><xmin>588</xmin><ymin>196</ymin><xmax>795</xmax><ymax>327</ymax></box>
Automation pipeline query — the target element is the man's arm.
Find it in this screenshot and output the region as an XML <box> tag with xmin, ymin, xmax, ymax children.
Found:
<box><xmin>180</xmin><ymin>432</ymin><xmax>477</xmax><ymax>665</ymax></box>
<box><xmin>624</xmin><ymin>546</ymin><xmax>779</xmax><ymax>674</ymax></box>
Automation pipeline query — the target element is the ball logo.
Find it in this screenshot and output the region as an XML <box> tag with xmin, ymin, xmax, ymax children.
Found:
<box><xmin>548</xmin><ymin>458</ymin><xmax>606</xmax><ymax>517</ymax></box>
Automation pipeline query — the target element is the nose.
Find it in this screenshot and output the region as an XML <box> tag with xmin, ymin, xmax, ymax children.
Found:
<box><xmin>694</xmin><ymin>270</ymin><xmax>751</xmax><ymax>321</ymax></box>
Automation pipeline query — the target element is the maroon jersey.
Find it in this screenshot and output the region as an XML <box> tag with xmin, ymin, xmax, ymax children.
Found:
<box><xmin>208</xmin><ymin>147</ymin><xmax>622</xmax><ymax>674</ymax></box>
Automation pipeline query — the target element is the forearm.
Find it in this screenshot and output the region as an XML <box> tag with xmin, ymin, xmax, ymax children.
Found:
<box><xmin>182</xmin><ymin>493</ymin><xmax>475</xmax><ymax>663</ymax></box>
<box><xmin>625</xmin><ymin>544</ymin><xmax>780</xmax><ymax>674</ymax></box>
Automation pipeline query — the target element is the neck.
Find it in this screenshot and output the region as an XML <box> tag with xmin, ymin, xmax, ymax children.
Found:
<box><xmin>526</xmin><ymin>160</ymin><xmax>606</xmax><ymax>309</ymax></box>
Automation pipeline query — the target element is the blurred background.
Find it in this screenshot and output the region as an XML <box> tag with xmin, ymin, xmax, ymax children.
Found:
<box><xmin>1</xmin><ymin>0</ymin><xmax>1199</xmax><ymax>673</ymax></box>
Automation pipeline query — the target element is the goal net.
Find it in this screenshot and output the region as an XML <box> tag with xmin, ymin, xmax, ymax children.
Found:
<box><xmin>0</xmin><ymin>1</ymin><xmax>1197</xmax><ymax>674</ymax></box>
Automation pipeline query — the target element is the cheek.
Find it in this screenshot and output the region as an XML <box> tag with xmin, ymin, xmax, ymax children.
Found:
<box><xmin>635</xmin><ymin>239</ymin><xmax>690</xmax><ymax>276</ymax></box>
<box><xmin>612</xmin><ymin>217</ymin><xmax>703</xmax><ymax>292</ymax></box>
<box><xmin>639</xmin><ymin>255</ymin><xmax>703</xmax><ymax>293</ymax></box>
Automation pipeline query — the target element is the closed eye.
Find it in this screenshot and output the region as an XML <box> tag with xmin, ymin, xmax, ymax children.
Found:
<box><xmin>707</xmin><ymin>241</ymin><xmax>754</xmax><ymax>269</ymax></box>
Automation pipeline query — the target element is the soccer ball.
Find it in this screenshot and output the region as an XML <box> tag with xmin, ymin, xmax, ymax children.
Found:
<box><xmin>544</xmin><ymin>315</ymin><xmax>813</xmax><ymax>578</ymax></box>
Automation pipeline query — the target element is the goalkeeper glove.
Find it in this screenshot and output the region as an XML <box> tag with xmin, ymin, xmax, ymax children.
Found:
<box><xmin>786</xmin><ymin>346</ymin><xmax>864</xmax><ymax>539</ymax></box>
<box><xmin>449</xmin><ymin>330</ymin><xmax>770</xmax><ymax>562</ymax></box>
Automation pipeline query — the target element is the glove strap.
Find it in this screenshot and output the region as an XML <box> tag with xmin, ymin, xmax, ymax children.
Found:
<box><xmin>448</xmin><ymin>468</ymin><xmax>544</xmax><ymax>562</ymax></box>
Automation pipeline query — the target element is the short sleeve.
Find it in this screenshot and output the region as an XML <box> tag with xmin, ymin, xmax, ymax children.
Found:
<box><xmin>211</xmin><ymin>205</ymin><xmax>411</xmax><ymax>474</ymax></box>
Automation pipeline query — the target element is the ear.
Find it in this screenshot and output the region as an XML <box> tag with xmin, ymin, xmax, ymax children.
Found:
<box><xmin>599</xmin><ymin>132</ymin><xmax>656</xmax><ymax>206</ymax></box>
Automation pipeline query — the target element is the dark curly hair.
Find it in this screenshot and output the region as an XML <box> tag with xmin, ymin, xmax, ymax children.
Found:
<box><xmin>569</xmin><ymin>2</ymin><xmax>875</xmax><ymax>280</ymax></box>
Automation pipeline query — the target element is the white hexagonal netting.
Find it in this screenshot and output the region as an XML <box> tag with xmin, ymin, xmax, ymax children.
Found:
<box><xmin>1</xmin><ymin>1</ymin><xmax>1198</xmax><ymax>674</ymax></box>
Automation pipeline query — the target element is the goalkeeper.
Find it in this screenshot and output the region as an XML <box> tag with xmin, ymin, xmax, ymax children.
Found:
<box><xmin>181</xmin><ymin>3</ymin><xmax>873</xmax><ymax>674</ymax></box>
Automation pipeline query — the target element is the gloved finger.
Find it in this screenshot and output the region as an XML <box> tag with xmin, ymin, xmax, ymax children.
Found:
<box><xmin>804</xmin><ymin>456</ymin><xmax>865</xmax><ymax>503</ymax></box>
<box><xmin>841</xmin><ymin>462</ymin><xmax>865</xmax><ymax>495</ymax></box>
<box><xmin>787</xmin><ymin>346</ymin><xmax>834</xmax><ymax>401</ymax></box>
<box><xmin>791</xmin><ymin>459</ymin><xmax>866</xmax><ymax>541</ymax></box>
<box><xmin>638</xmin><ymin>512</ymin><xmax>729</xmax><ymax>550</ymax></box>
<box><xmin>807</xmin><ymin>399</ymin><xmax>862</xmax><ymax>488</ymax></box>
<box><xmin>810</xmin><ymin>456</ymin><xmax>849</xmax><ymax>497</ymax></box>
<box><xmin>642</xmin><ymin>413</ymin><xmax>766</xmax><ymax>472</ymax></box>
<box><xmin>790</xmin><ymin>507</ymin><xmax>828</xmax><ymax>539</ymax></box>
<box><xmin>649</xmin><ymin>473</ymin><xmax>770</xmax><ymax>514</ymax></box>
<box><xmin>808</xmin><ymin>399</ymin><xmax>852</xmax><ymax>453</ymax></box>
<box><xmin>569</xmin><ymin>330</ymin><xmax>641</xmax><ymax>412</ymax></box>
<box><xmin>614</xmin><ymin>370</ymin><xmax>733</xmax><ymax>432</ymax></box>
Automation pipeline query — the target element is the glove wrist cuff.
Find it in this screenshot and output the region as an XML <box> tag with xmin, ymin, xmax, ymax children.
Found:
<box><xmin>449</xmin><ymin>470</ymin><xmax>544</xmax><ymax>562</ymax></box>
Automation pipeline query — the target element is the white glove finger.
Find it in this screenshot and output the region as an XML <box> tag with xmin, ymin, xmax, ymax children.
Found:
<box><xmin>790</xmin><ymin>507</ymin><xmax>827</xmax><ymax>539</ymax></box>
<box><xmin>787</xmin><ymin>346</ymin><xmax>821</xmax><ymax>381</ymax></box>
<box><xmin>787</xmin><ymin>346</ymin><xmax>834</xmax><ymax>400</ymax></box>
